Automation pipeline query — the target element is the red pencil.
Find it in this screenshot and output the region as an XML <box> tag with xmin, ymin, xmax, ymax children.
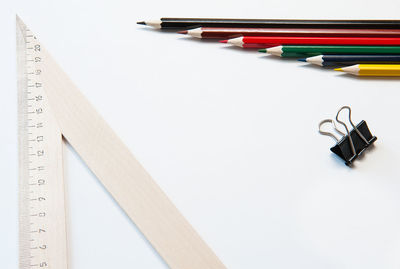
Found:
<box><xmin>180</xmin><ymin>27</ymin><xmax>400</xmax><ymax>39</ymax></box>
<box><xmin>221</xmin><ymin>36</ymin><xmax>400</xmax><ymax>48</ymax></box>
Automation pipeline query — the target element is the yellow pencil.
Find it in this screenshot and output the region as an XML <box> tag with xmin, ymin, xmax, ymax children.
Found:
<box><xmin>335</xmin><ymin>64</ymin><xmax>400</xmax><ymax>76</ymax></box>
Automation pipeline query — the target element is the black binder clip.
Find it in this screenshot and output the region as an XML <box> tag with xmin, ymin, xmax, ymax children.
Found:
<box><xmin>319</xmin><ymin>106</ymin><xmax>377</xmax><ymax>166</ymax></box>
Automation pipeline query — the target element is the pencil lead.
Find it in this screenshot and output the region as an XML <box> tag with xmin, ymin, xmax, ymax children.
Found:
<box><xmin>177</xmin><ymin>30</ymin><xmax>188</xmax><ymax>34</ymax></box>
<box><xmin>137</xmin><ymin>21</ymin><xmax>146</xmax><ymax>25</ymax></box>
<box><xmin>298</xmin><ymin>58</ymin><xmax>306</xmax><ymax>62</ymax></box>
<box><xmin>258</xmin><ymin>49</ymin><xmax>267</xmax><ymax>53</ymax></box>
<box><xmin>334</xmin><ymin>68</ymin><xmax>343</xmax><ymax>72</ymax></box>
<box><xmin>219</xmin><ymin>40</ymin><xmax>228</xmax><ymax>43</ymax></box>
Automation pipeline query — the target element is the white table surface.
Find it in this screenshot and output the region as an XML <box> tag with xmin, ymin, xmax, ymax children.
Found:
<box><xmin>2</xmin><ymin>0</ymin><xmax>400</xmax><ymax>268</ymax></box>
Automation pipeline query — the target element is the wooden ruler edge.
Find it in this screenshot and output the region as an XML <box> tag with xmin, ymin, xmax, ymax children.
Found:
<box><xmin>19</xmin><ymin>17</ymin><xmax>226</xmax><ymax>269</ymax></box>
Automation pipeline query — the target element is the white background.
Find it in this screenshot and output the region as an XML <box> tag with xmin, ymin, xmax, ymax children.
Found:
<box><xmin>2</xmin><ymin>0</ymin><xmax>400</xmax><ymax>268</ymax></box>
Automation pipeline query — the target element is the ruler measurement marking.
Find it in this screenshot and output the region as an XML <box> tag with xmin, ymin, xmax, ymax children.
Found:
<box><xmin>19</xmin><ymin>20</ymin><xmax>68</xmax><ymax>269</ymax></box>
<box><xmin>20</xmin><ymin>24</ymin><xmax>43</xmax><ymax>269</ymax></box>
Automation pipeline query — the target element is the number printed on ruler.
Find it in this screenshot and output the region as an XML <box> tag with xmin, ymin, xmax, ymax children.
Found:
<box><xmin>20</xmin><ymin>26</ymin><xmax>67</xmax><ymax>269</ymax></box>
<box><xmin>25</xmin><ymin>30</ymin><xmax>49</xmax><ymax>268</ymax></box>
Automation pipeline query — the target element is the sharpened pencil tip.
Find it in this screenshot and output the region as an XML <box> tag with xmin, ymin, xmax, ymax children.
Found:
<box><xmin>219</xmin><ymin>40</ymin><xmax>228</xmax><ymax>43</ymax></box>
<box><xmin>334</xmin><ymin>68</ymin><xmax>343</xmax><ymax>72</ymax></box>
<box><xmin>178</xmin><ymin>30</ymin><xmax>188</xmax><ymax>34</ymax></box>
<box><xmin>137</xmin><ymin>21</ymin><xmax>146</xmax><ymax>25</ymax></box>
<box><xmin>298</xmin><ymin>58</ymin><xmax>306</xmax><ymax>62</ymax></box>
<box><xmin>258</xmin><ymin>49</ymin><xmax>267</xmax><ymax>53</ymax></box>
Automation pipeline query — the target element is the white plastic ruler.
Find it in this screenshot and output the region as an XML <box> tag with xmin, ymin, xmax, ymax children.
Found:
<box><xmin>17</xmin><ymin>17</ymin><xmax>226</xmax><ymax>269</ymax></box>
<box><xmin>17</xmin><ymin>18</ymin><xmax>68</xmax><ymax>269</ymax></box>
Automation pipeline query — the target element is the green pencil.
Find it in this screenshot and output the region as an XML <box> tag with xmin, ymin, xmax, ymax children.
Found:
<box><xmin>259</xmin><ymin>45</ymin><xmax>400</xmax><ymax>58</ymax></box>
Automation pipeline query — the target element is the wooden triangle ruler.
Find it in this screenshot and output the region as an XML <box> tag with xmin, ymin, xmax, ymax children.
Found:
<box><xmin>17</xmin><ymin>16</ymin><xmax>226</xmax><ymax>269</ymax></box>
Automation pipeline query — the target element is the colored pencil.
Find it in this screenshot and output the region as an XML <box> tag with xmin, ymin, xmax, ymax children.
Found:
<box><xmin>137</xmin><ymin>18</ymin><xmax>400</xmax><ymax>30</ymax></box>
<box><xmin>300</xmin><ymin>55</ymin><xmax>400</xmax><ymax>66</ymax></box>
<box><xmin>259</xmin><ymin>45</ymin><xmax>400</xmax><ymax>57</ymax></box>
<box><xmin>222</xmin><ymin>36</ymin><xmax>400</xmax><ymax>48</ymax></box>
<box><xmin>179</xmin><ymin>27</ymin><xmax>400</xmax><ymax>39</ymax></box>
<box><xmin>335</xmin><ymin>64</ymin><xmax>400</xmax><ymax>76</ymax></box>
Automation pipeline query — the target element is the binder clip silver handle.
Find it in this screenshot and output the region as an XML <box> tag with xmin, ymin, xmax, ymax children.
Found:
<box><xmin>318</xmin><ymin>119</ymin><xmax>345</xmax><ymax>142</ymax></box>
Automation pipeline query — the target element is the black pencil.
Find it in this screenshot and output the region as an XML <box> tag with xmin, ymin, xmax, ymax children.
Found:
<box><xmin>137</xmin><ymin>18</ymin><xmax>400</xmax><ymax>30</ymax></box>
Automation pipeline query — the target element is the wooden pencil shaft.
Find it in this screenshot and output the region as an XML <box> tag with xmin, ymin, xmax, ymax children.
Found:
<box><xmin>281</xmin><ymin>52</ymin><xmax>320</xmax><ymax>58</ymax></box>
<box><xmin>278</xmin><ymin>45</ymin><xmax>400</xmax><ymax>57</ymax></box>
<box><xmin>158</xmin><ymin>18</ymin><xmax>400</xmax><ymax>29</ymax></box>
<box><xmin>359</xmin><ymin>71</ymin><xmax>400</xmax><ymax>76</ymax></box>
<box><xmin>326</xmin><ymin>61</ymin><xmax>400</xmax><ymax>66</ymax></box>
<box><xmin>311</xmin><ymin>55</ymin><xmax>400</xmax><ymax>66</ymax></box>
<box><xmin>323</xmin><ymin>54</ymin><xmax>400</xmax><ymax>62</ymax></box>
<box><xmin>193</xmin><ymin>27</ymin><xmax>400</xmax><ymax>39</ymax></box>
<box><xmin>355</xmin><ymin>64</ymin><xmax>400</xmax><ymax>76</ymax></box>
<box><xmin>336</xmin><ymin>64</ymin><xmax>400</xmax><ymax>76</ymax></box>
<box><xmin>243</xmin><ymin>43</ymin><xmax>278</xmax><ymax>49</ymax></box>
<box><xmin>241</xmin><ymin>36</ymin><xmax>400</xmax><ymax>46</ymax></box>
<box><xmin>359</xmin><ymin>64</ymin><xmax>400</xmax><ymax>76</ymax></box>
